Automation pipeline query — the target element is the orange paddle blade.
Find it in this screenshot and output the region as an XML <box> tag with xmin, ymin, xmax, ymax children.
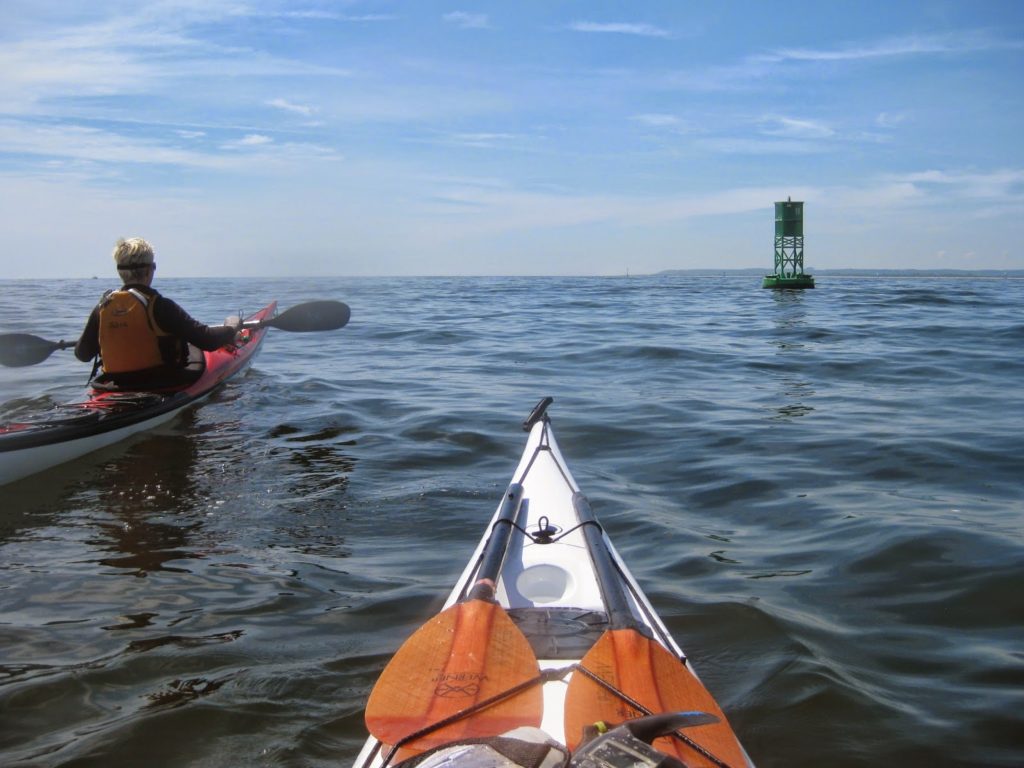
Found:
<box><xmin>365</xmin><ymin>599</ymin><xmax>542</xmax><ymax>754</ymax></box>
<box><xmin>564</xmin><ymin>629</ymin><xmax>748</xmax><ymax>768</ymax></box>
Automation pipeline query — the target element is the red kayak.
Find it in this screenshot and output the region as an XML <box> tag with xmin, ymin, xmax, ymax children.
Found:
<box><xmin>0</xmin><ymin>301</ymin><xmax>276</xmax><ymax>485</ymax></box>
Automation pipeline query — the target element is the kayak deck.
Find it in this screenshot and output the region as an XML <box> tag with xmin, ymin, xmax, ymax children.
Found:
<box><xmin>0</xmin><ymin>302</ymin><xmax>276</xmax><ymax>485</ymax></box>
<box><xmin>356</xmin><ymin>399</ymin><xmax>752</xmax><ymax>768</ymax></box>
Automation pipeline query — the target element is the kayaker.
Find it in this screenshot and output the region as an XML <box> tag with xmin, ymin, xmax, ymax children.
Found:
<box><xmin>74</xmin><ymin>237</ymin><xmax>241</xmax><ymax>389</ymax></box>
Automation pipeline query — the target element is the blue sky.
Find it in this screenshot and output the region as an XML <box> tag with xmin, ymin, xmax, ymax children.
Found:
<box><xmin>1</xmin><ymin>1</ymin><xmax>1022</xmax><ymax>277</ymax></box>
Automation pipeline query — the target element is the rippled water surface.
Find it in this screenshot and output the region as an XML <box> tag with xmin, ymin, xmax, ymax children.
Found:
<box><xmin>1</xmin><ymin>276</ymin><xmax>1022</xmax><ymax>767</ymax></box>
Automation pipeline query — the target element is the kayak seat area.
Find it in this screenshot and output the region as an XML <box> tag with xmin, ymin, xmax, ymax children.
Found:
<box><xmin>506</xmin><ymin>607</ymin><xmax>608</xmax><ymax>659</ymax></box>
<box><xmin>91</xmin><ymin>345</ymin><xmax>206</xmax><ymax>392</ymax></box>
<box><xmin>183</xmin><ymin>343</ymin><xmax>205</xmax><ymax>372</ymax></box>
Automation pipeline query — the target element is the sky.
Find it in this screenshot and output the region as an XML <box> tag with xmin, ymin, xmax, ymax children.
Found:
<box><xmin>1</xmin><ymin>1</ymin><xmax>1022</xmax><ymax>278</ymax></box>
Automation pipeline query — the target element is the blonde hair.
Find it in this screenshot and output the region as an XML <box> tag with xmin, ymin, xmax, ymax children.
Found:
<box><xmin>113</xmin><ymin>237</ymin><xmax>155</xmax><ymax>273</ymax></box>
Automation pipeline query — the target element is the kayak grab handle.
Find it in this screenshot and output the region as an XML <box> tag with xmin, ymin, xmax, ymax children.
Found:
<box><xmin>523</xmin><ymin>396</ymin><xmax>553</xmax><ymax>431</ymax></box>
<box><xmin>531</xmin><ymin>515</ymin><xmax>559</xmax><ymax>544</ymax></box>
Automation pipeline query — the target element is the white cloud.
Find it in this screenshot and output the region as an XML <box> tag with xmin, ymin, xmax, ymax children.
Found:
<box><xmin>0</xmin><ymin>34</ymin><xmax>154</xmax><ymax>108</ymax></box>
<box><xmin>875</xmin><ymin>112</ymin><xmax>906</xmax><ymax>128</ymax></box>
<box><xmin>0</xmin><ymin>119</ymin><xmax>230</xmax><ymax>169</ymax></box>
<box><xmin>761</xmin><ymin>31</ymin><xmax>1024</xmax><ymax>64</ymax></box>
<box><xmin>258</xmin><ymin>11</ymin><xmax>395</xmax><ymax>23</ymax></box>
<box><xmin>225</xmin><ymin>134</ymin><xmax>273</xmax><ymax>149</ymax></box>
<box><xmin>267</xmin><ymin>98</ymin><xmax>315</xmax><ymax>117</ymax></box>
<box><xmin>449</xmin><ymin>132</ymin><xmax>520</xmax><ymax>148</ymax></box>
<box><xmin>568</xmin><ymin>21</ymin><xmax>671</xmax><ymax>39</ymax></box>
<box><xmin>443</xmin><ymin>12</ymin><xmax>490</xmax><ymax>30</ymax></box>
<box><xmin>0</xmin><ymin>6</ymin><xmax>351</xmax><ymax>115</ymax></box>
<box><xmin>654</xmin><ymin>30</ymin><xmax>1023</xmax><ymax>95</ymax></box>
<box><xmin>695</xmin><ymin>137</ymin><xmax>830</xmax><ymax>155</ymax></box>
<box><xmin>758</xmin><ymin>116</ymin><xmax>835</xmax><ymax>139</ymax></box>
<box><xmin>631</xmin><ymin>113</ymin><xmax>686</xmax><ymax>128</ymax></box>
<box><xmin>413</xmin><ymin>168</ymin><xmax>1024</xmax><ymax>241</ymax></box>
<box><xmin>339</xmin><ymin>15</ymin><xmax>397</xmax><ymax>23</ymax></box>
<box><xmin>891</xmin><ymin>169</ymin><xmax>1024</xmax><ymax>200</ymax></box>
<box><xmin>0</xmin><ymin>119</ymin><xmax>341</xmax><ymax>178</ymax></box>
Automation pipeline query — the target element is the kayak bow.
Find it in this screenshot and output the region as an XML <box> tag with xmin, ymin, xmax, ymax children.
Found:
<box><xmin>356</xmin><ymin>398</ymin><xmax>752</xmax><ymax>768</ymax></box>
<box><xmin>0</xmin><ymin>302</ymin><xmax>276</xmax><ymax>486</ymax></box>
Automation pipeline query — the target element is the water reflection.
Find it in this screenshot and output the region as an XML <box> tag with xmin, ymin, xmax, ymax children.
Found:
<box><xmin>0</xmin><ymin>480</ymin><xmax>71</xmax><ymax>545</ymax></box>
<box><xmin>769</xmin><ymin>289</ymin><xmax>809</xmax><ymax>349</ymax></box>
<box><xmin>265</xmin><ymin>421</ymin><xmax>358</xmax><ymax>556</ymax></box>
<box><xmin>270</xmin><ymin>422</ymin><xmax>358</xmax><ymax>503</ymax></box>
<box><xmin>86</xmin><ymin>417</ymin><xmax>204</xmax><ymax>577</ymax></box>
<box><xmin>766</xmin><ymin>290</ymin><xmax>816</xmax><ymax>420</ymax></box>
<box><xmin>144</xmin><ymin>674</ymin><xmax>232</xmax><ymax>709</ymax></box>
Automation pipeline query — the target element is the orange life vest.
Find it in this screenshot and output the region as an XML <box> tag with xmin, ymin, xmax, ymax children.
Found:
<box><xmin>97</xmin><ymin>289</ymin><xmax>171</xmax><ymax>373</ymax></box>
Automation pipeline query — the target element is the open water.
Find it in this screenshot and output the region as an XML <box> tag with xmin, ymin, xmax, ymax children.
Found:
<box><xmin>0</xmin><ymin>275</ymin><xmax>1021</xmax><ymax>768</ymax></box>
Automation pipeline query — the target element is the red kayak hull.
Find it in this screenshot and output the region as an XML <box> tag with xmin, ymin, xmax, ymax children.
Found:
<box><xmin>0</xmin><ymin>301</ymin><xmax>277</xmax><ymax>485</ymax></box>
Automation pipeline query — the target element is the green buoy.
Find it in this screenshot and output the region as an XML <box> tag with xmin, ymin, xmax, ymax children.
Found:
<box><xmin>763</xmin><ymin>198</ymin><xmax>815</xmax><ymax>289</ymax></box>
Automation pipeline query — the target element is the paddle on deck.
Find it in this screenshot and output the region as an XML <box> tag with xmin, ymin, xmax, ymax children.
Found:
<box><xmin>0</xmin><ymin>300</ymin><xmax>352</xmax><ymax>367</ymax></box>
<box><xmin>364</xmin><ymin>482</ymin><xmax>543</xmax><ymax>754</ymax></box>
<box><xmin>563</xmin><ymin>492</ymin><xmax>749</xmax><ymax>768</ymax></box>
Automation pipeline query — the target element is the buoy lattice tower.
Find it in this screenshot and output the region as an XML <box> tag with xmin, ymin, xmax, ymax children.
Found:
<box><xmin>763</xmin><ymin>197</ymin><xmax>815</xmax><ymax>289</ymax></box>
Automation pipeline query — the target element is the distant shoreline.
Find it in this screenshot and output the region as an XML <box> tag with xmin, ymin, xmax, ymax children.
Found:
<box><xmin>653</xmin><ymin>268</ymin><xmax>1024</xmax><ymax>278</ymax></box>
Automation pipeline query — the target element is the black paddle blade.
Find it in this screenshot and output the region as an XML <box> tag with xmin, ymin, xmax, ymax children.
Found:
<box><xmin>261</xmin><ymin>301</ymin><xmax>351</xmax><ymax>332</ymax></box>
<box><xmin>0</xmin><ymin>333</ymin><xmax>69</xmax><ymax>367</ymax></box>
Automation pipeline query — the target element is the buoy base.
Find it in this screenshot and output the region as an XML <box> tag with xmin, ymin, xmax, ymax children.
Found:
<box><xmin>763</xmin><ymin>274</ymin><xmax>815</xmax><ymax>289</ymax></box>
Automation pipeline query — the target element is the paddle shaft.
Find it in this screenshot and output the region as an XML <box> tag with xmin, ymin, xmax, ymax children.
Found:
<box><xmin>1</xmin><ymin>300</ymin><xmax>349</xmax><ymax>368</ymax></box>
<box><xmin>465</xmin><ymin>483</ymin><xmax>524</xmax><ymax>600</ymax></box>
<box><xmin>572</xmin><ymin>492</ymin><xmax>639</xmax><ymax>630</ymax></box>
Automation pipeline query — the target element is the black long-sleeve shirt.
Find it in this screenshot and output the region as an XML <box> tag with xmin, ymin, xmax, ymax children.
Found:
<box><xmin>75</xmin><ymin>285</ymin><xmax>236</xmax><ymax>372</ymax></box>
